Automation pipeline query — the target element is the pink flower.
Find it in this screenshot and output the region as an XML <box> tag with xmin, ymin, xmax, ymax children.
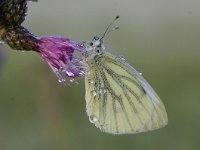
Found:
<box><xmin>34</xmin><ymin>36</ymin><xmax>85</xmax><ymax>83</ymax></box>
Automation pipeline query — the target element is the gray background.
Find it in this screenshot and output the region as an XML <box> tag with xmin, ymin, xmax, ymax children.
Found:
<box><xmin>0</xmin><ymin>0</ymin><xmax>200</xmax><ymax>150</ymax></box>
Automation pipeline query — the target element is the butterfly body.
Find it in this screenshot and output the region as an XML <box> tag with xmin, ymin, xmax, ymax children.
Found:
<box><xmin>83</xmin><ymin>36</ymin><xmax>168</xmax><ymax>134</ymax></box>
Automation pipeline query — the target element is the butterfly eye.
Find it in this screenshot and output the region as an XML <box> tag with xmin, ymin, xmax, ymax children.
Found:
<box><xmin>90</xmin><ymin>42</ymin><xmax>93</xmax><ymax>46</ymax></box>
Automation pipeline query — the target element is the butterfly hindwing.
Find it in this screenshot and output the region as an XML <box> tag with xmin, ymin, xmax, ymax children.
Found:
<box><xmin>85</xmin><ymin>52</ymin><xmax>168</xmax><ymax>134</ymax></box>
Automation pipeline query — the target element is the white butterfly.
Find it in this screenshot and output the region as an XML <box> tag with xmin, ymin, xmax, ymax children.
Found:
<box><xmin>82</xmin><ymin>16</ymin><xmax>168</xmax><ymax>134</ymax></box>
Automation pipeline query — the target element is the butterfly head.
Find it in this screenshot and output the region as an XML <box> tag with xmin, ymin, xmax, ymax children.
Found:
<box><xmin>83</xmin><ymin>16</ymin><xmax>120</xmax><ymax>60</ymax></box>
<box><xmin>83</xmin><ymin>35</ymin><xmax>106</xmax><ymax>60</ymax></box>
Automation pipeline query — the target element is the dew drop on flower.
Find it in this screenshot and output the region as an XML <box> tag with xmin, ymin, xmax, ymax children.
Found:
<box><xmin>34</xmin><ymin>36</ymin><xmax>86</xmax><ymax>84</ymax></box>
<box><xmin>70</xmin><ymin>78</ymin><xmax>75</xmax><ymax>82</ymax></box>
<box><xmin>79</xmin><ymin>70</ymin><xmax>85</xmax><ymax>76</ymax></box>
<box><xmin>58</xmin><ymin>78</ymin><xmax>66</xmax><ymax>83</ymax></box>
<box><xmin>0</xmin><ymin>40</ymin><xmax>5</xmax><ymax>45</ymax></box>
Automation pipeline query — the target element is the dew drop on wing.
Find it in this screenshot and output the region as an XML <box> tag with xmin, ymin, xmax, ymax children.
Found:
<box><xmin>89</xmin><ymin>115</ymin><xmax>98</xmax><ymax>123</ymax></box>
<box><xmin>99</xmin><ymin>89</ymin><xmax>106</xmax><ymax>96</ymax></box>
<box><xmin>87</xmin><ymin>71</ymin><xmax>91</xmax><ymax>75</ymax></box>
<box><xmin>91</xmin><ymin>91</ymin><xmax>97</xmax><ymax>97</ymax></box>
<box><xmin>88</xmin><ymin>79</ymin><xmax>94</xmax><ymax>84</ymax></box>
<box><xmin>119</xmin><ymin>55</ymin><xmax>125</xmax><ymax>60</ymax></box>
<box><xmin>99</xmin><ymin>89</ymin><xmax>107</xmax><ymax>101</ymax></box>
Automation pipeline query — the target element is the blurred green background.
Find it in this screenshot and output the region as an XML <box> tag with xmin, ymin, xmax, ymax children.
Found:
<box><xmin>0</xmin><ymin>0</ymin><xmax>200</xmax><ymax>150</ymax></box>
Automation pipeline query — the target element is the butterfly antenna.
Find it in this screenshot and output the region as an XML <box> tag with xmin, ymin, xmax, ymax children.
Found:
<box><xmin>101</xmin><ymin>15</ymin><xmax>120</xmax><ymax>40</ymax></box>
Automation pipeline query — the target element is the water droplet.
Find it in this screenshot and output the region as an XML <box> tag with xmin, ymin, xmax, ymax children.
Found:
<box><xmin>89</xmin><ymin>115</ymin><xmax>98</xmax><ymax>123</ymax></box>
<box><xmin>100</xmin><ymin>89</ymin><xmax>106</xmax><ymax>95</ymax></box>
<box><xmin>79</xmin><ymin>70</ymin><xmax>85</xmax><ymax>76</ymax></box>
<box><xmin>60</xmin><ymin>67</ymin><xmax>63</xmax><ymax>70</ymax></box>
<box><xmin>91</xmin><ymin>91</ymin><xmax>97</xmax><ymax>97</ymax></box>
<box><xmin>89</xmin><ymin>79</ymin><xmax>94</xmax><ymax>84</ymax></box>
<box><xmin>58</xmin><ymin>78</ymin><xmax>66</xmax><ymax>83</ymax></box>
<box><xmin>70</xmin><ymin>78</ymin><xmax>75</xmax><ymax>82</ymax></box>
<box><xmin>119</xmin><ymin>55</ymin><xmax>125</xmax><ymax>60</ymax></box>
<box><xmin>65</xmin><ymin>70</ymin><xmax>74</xmax><ymax>77</ymax></box>
<box><xmin>0</xmin><ymin>40</ymin><xmax>5</xmax><ymax>45</ymax></box>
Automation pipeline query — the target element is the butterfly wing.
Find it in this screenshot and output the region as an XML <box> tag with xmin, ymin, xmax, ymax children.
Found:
<box><xmin>85</xmin><ymin>52</ymin><xmax>168</xmax><ymax>134</ymax></box>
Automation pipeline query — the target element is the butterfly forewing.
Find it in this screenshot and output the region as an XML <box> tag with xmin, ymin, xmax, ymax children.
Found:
<box><xmin>85</xmin><ymin>52</ymin><xmax>168</xmax><ymax>134</ymax></box>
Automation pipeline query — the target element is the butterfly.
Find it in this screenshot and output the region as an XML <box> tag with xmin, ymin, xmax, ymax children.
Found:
<box><xmin>82</xmin><ymin>16</ymin><xmax>168</xmax><ymax>134</ymax></box>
